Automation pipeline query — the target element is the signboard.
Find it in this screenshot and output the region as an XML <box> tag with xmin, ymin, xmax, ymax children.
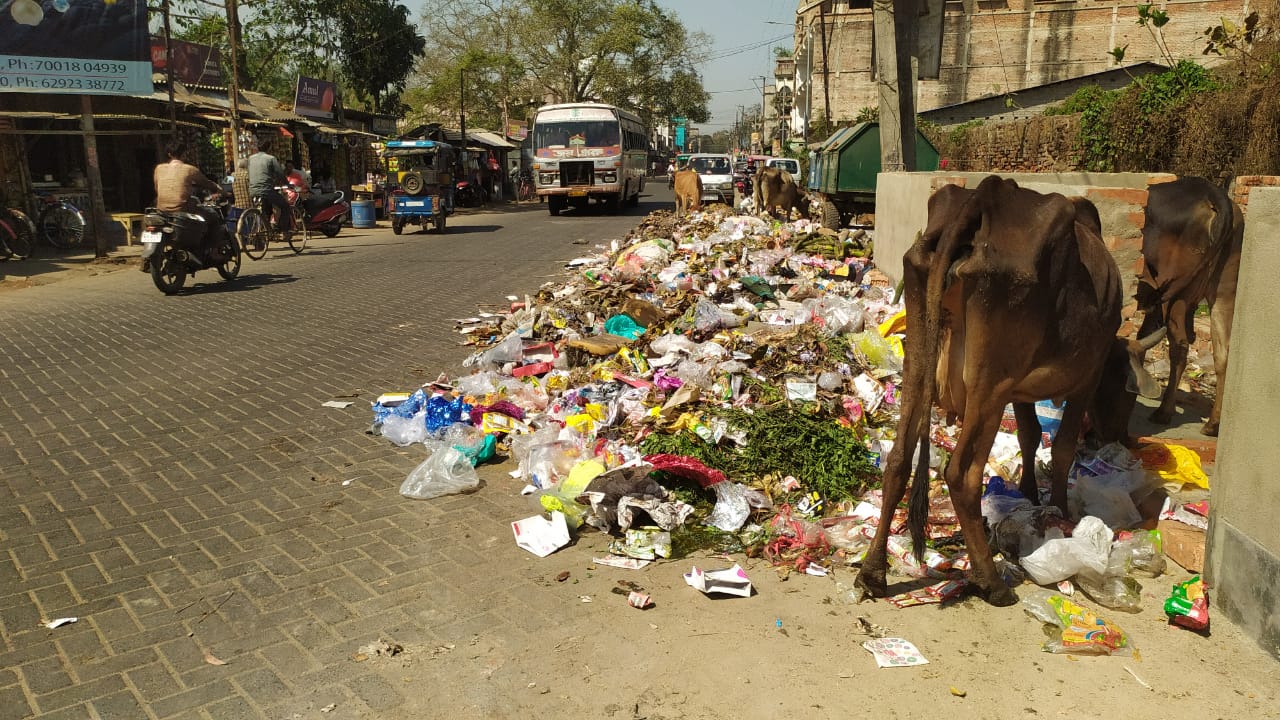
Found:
<box><xmin>674</xmin><ymin>125</ymin><xmax>686</xmax><ymax>151</ymax></box>
<box><xmin>537</xmin><ymin>107</ymin><xmax>615</xmax><ymax>122</ymax></box>
<box><xmin>151</xmin><ymin>37</ymin><xmax>222</xmax><ymax>86</ymax></box>
<box><xmin>0</xmin><ymin>0</ymin><xmax>151</xmax><ymax>95</ymax></box>
<box><xmin>293</xmin><ymin>76</ymin><xmax>337</xmax><ymax>119</ymax></box>
<box><xmin>506</xmin><ymin>119</ymin><xmax>528</xmax><ymax>140</ymax></box>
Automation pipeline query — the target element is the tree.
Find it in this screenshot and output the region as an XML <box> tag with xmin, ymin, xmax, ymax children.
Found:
<box><xmin>408</xmin><ymin>0</ymin><xmax>711</xmax><ymax>132</ymax></box>
<box><xmin>173</xmin><ymin>0</ymin><xmax>425</xmax><ymax>113</ymax></box>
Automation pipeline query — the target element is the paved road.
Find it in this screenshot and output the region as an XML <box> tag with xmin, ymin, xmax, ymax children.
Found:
<box><xmin>0</xmin><ymin>187</ymin><xmax>674</xmax><ymax>719</ymax></box>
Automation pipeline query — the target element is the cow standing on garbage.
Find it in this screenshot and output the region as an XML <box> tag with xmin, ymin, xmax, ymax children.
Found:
<box><xmin>1135</xmin><ymin>176</ymin><xmax>1243</xmax><ymax>436</ymax></box>
<box><xmin>673</xmin><ymin>169</ymin><xmax>703</xmax><ymax>218</ymax></box>
<box><xmin>753</xmin><ymin>166</ymin><xmax>808</xmax><ymax>221</ymax></box>
<box><xmin>855</xmin><ymin>176</ymin><xmax>1163</xmax><ymax>607</ymax></box>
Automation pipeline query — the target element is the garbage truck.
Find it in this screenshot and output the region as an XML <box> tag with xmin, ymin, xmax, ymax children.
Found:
<box><xmin>807</xmin><ymin>122</ymin><xmax>941</xmax><ymax>230</ymax></box>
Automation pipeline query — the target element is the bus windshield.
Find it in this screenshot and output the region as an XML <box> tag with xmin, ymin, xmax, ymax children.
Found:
<box><xmin>534</xmin><ymin>121</ymin><xmax>620</xmax><ymax>155</ymax></box>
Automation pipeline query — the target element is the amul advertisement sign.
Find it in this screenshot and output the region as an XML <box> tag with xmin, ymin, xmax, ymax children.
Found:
<box><xmin>0</xmin><ymin>0</ymin><xmax>152</xmax><ymax>95</ymax></box>
<box><xmin>293</xmin><ymin>76</ymin><xmax>337</xmax><ymax>120</ymax></box>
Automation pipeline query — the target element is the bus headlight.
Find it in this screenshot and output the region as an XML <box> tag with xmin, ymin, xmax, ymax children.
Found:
<box><xmin>601</xmin><ymin>172</ymin><xmax>617</xmax><ymax>183</ymax></box>
<box><xmin>539</xmin><ymin>173</ymin><xmax>555</xmax><ymax>185</ymax></box>
<box><xmin>719</xmin><ymin>182</ymin><xmax>733</xmax><ymax>190</ymax></box>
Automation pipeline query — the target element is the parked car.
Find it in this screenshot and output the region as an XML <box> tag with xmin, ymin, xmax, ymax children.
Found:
<box><xmin>765</xmin><ymin>157</ymin><xmax>801</xmax><ymax>176</ymax></box>
<box><xmin>686</xmin><ymin>153</ymin><xmax>735</xmax><ymax>205</ymax></box>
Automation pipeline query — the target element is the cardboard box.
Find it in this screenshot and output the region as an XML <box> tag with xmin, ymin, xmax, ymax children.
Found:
<box><xmin>1158</xmin><ymin>519</ymin><xmax>1206</xmax><ymax>573</ymax></box>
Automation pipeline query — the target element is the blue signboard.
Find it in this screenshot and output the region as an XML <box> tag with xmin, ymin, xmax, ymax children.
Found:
<box><xmin>675</xmin><ymin>125</ymin><xmax>686</xmax><ymax>151</ymax></box>
<box><xmin>0</xmin><ymin>0</ymin><xmax>151</xmax><ymax>95</ymax></box>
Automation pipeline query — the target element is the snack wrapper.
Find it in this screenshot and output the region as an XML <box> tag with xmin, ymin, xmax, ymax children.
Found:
<box><xmin>1023</xmin><ymin>590</ymin><xmax>1131</xmax><ymax>655</ymax></box>
<box><xmin>1164</xmin><ymin>575</ymin><xmax>1209</xmax><ymax>631</ymax></box>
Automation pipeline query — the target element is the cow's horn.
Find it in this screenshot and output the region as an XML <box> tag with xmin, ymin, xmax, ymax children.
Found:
<box><xmin>1136</xmin><ymin>326</ymin><xmax>1167</xmax><ymax>351</ymax></box>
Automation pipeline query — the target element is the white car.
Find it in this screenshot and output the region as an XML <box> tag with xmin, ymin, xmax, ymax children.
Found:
<box><xmin>685</xmin><ymin>153</ymin><xmax>735</xmax><ymax>204</ymax></box>
<box><xmin>765</xmin><ymin>157</ymin><xmax>800</xmax><ymax>177</ymax></box>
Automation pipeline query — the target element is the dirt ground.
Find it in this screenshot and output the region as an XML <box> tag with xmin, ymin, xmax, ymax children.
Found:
<box><xmin>365</xmin><ymin>506</ymin><xmax>1276</xmax><ymax>720</ymax></box>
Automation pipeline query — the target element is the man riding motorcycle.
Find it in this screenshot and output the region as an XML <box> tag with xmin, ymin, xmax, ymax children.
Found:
<box><xmin>147</xmin><ymin>139</ymin><xmax>228</xmax><ymax>271</ymax></box>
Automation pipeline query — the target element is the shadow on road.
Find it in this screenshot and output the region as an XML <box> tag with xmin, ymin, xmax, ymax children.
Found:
<box><xmin>178</xmin><ymin>273</ymin><xmax>298</xmax><ymax>295</ymax></box>
<box><xmin>293</xmin><ymin>249</ymin><xmax>355</xmax><ymax>257</ymax></box>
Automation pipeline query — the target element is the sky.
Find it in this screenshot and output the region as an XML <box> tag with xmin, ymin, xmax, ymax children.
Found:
<box><xmin>654</xmin><ymin>0</ymin><xmax>797</xmax><ymax>135</ymax></box>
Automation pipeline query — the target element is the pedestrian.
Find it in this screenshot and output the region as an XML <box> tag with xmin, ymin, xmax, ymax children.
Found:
<box><xmin>666</xmin><ymin>159</ymin><xmax>676</xmax><ymax>189</ymax></box>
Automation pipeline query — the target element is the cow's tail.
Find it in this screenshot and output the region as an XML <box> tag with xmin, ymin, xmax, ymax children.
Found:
<box><xmin>907</xmin><ymin>180</ymin><xmax>987</xmax><ymax>560</ymax></box>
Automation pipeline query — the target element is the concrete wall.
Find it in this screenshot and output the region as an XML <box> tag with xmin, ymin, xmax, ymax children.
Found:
<box><xmin>873</xmin><ymin>171</ymin><xmax>1159</xmax><ymax>298</ymax></box>
<box><xmin>1207</xmin><ymin>186</ymin><xmax>1280</xmax><ymax>661</ymax></box>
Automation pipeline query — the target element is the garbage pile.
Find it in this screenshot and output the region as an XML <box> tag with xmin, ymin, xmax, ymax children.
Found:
<box><xmin>366</xmin><ymin>205</ymin><xmax>1215</xmax><ymax>652</ymax></box>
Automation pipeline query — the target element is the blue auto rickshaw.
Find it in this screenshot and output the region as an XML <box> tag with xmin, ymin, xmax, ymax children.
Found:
<box><xmin>384</xmin><ymin>140</ymin><xmax>457</xmax><ymax>234</ymax></box>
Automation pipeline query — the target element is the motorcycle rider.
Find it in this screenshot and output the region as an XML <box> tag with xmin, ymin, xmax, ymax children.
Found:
<box><xmin>150</xmin><ymin>139</ymin><xmax>228</xmax><ymax>270</ymax></box>
<box><xmin>247</xmin><ymin>140</ymin><xmax>293</xmax><ymax>239</ymax></box>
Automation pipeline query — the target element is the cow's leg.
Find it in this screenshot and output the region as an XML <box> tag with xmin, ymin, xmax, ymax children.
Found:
<box><xmin>1204</xmin><ymin>246</ymin><xmax>1240</xmax><ymax>436</ymax></box>
<box><xmin>1151</xmin><ymin>298</ymin><xmax>1192</xmax><ymax>424</ymax></box>
<box><xmin>1048</xmin><ymin>397</ymin><xmax>1089</xmax><ymax>514</ymax></box>
<box><xmin>1012</xmin><ymin>402</ymin><xmax>1042</xmax><ymax>503</ymax></box>
<box><xmin>949</xmin><ymin>401</ymin><xmax>1016</xmax><ymax>606</ymax></box>
<box><xmin>854</xmin><ymin>416</ymin><xmax>922</xmax><ymax>598</ymax></box>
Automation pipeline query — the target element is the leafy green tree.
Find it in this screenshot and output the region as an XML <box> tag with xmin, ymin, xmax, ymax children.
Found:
<box><xmin>408</xmin><ymin>0</ymin><xmax>710</xmax><ymax>133</ymax></box>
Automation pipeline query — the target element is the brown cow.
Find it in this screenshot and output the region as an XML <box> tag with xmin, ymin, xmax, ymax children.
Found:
<box><xmin>1135</xmin><ymin>177</ymin><xmax>1243</xmax><ymax>436</ymax></box>
<box><xmin>672</xmin><ymin>169</ymin><xmax>702</xmax><ymax>218</ymax></box>
<box><xmin>854</xmin><ymin>176</ymin><xmax>1160</xmax><ymax>606</ymax></box>
<box><xmin>753</xmin><ymin>166</ymin><xmax>808</xmax><ymax>220</ymax></box>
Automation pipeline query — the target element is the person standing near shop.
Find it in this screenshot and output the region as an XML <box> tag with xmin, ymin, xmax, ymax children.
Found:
<box><xmin>247</xmin><ymin>141</ymin><xmax>293</xmax><ymax>238</ymax></box>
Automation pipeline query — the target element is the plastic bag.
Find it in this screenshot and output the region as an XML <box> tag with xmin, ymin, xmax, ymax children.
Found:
<box><xmin>1136</xmin><ymin>443</ymin><xmax>1211</xmax><ymax>491</ymax></box>
<box><xmin>1164</xmin><ymin>575</ymin><xmax>1209</xmax><ymax>631</ymax></box>
<box><xmin>1019</xmin><ymin>515</ymin><xmax>1112</xmax><ymax>585</ymax></box>
<box><xmin>1022</xmin><ymin>588</ymin><xmax>1132</xmax><ymax>655</ymax></box>
<box><xmin>851</xmin><ymin>330</ymin><xmax>902</xmax><ymax>373</ymax></box>
<box><xmin>1075</xmin><ymin>545</ymin><xmax>1143</xmax><ymax>612</ymax></box>
<box><xmin>811</xmin><ymin>296</ymin><xmax>865</xmax><ymax>335</ymax></box>
<box><xmin>467</xmin><ymin>331</ymin><xmax>523</xmax><ymax>370</ymax></box>
<box><xmin>706</xmin><ymin>482</ymin><xmax>752</xmax><ymax>532</ymax></box>
<box><xmin>1072</xmin><ymin>471</ymin><xmax>1143</xmax><ymax>530</ymax></box>
<box><xmin>399</xmin><ymin>447</ymin><xmax>480</xmax><ymax>499</ymax></box>
<box><xmin>381</xmin><ymin>412</ymin><xmax>429</xmax><ymax>446</ymax></box>
<box><xmin>1114</xmin><ymin>529</ymin><xmax>1165</xmax><ymax>577</ymax></box>
<box><xmin>692</xmin><ymin>298</ymin><xmax>742</xmax><ymax>335</ymax></box>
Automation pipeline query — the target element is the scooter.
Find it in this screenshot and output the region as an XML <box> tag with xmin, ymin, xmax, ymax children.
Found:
<box><xmin>140</xmin><ymin>193</ymin><xmax>240</xmax><ymax>295</ymax></box>
<box><xmin>454</xmin><ymin>179</ymin><xmax>487</xmax><ymax>208</ymax></box>
<box><xmin>284</xmin><ymin>185</ymin><xmax>350</xmax><ymax>237</ymax></box>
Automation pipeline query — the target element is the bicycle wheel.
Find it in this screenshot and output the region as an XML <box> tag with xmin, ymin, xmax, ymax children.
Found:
<box><xmin>40</xmin><ymin>203</ymin><xmax>86</xmax><ymax>249</ymax></box>
<box><xmin>237</xmin><ymin>208</ymin><xmax>271</xmax><ymax>260</ymax></box>
<box><xmin>287</xmin><ymin>206</ymin><xmax>308</xmax><ymax>254</ymax></box>
<box><xmin>6</xmin><ymin>210</ymin><xmax>35</xmax><ymax>258</ymax></box>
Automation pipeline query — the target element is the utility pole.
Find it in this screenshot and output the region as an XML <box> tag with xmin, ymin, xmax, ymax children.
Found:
<box><xmin>759</xmin><ymin>76</ymin><xmax>767</xmax><ymax>154</ymax></box>
<box><xmin>819</xmin><ymin>3</ymin><xmax>830</xmax><ymax>126</ymax></box>
<box><xmin>458</xmin><ymin>68</ymin><xmax>467</xmax><ymax>176</ymax></box>
<box><xmin>161</xmin><ymin>0</ymin><xmax>176</xmax><ymax>135</ymax></box>
<box><xmin>872</xmin><ymin>0</ymin><xmax>918</xmax><ymax>172</ymax></box>
<box><xmin>225</xmin><ymin>0</ymin><xmax>246</xmax><ymax>206</ymax></box>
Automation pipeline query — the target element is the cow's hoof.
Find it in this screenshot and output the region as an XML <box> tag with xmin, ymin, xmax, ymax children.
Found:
<box><xmin>978</xmin><ymin>583</ymin><xmax>1019</xmax><ymax>608</ymax></box>
<box><xmin>1149</xmin><ymin>408</ymin><xmax>1174</xmax><ymax>425</ymax></box>
<box><xmin>854</xmin><ymin>569</ymin><xmax>887</xmax><ymax>599</ymax></box>
<box><xmin>1201</xmin><ymin>421</ymin><xmax>1219</xmax><ymax>437</ymax></box>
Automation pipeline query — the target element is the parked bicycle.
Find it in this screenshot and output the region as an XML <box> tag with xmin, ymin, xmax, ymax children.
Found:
<box><xmin>33</xmin><ymin>191</ymin><xmax>87</xmax><ymax>250</ymax></box>
<box><xmin>0</xmin><ymin>204</ymin><xmax>36</xmax><ymax>260</ymax></box>
<box><xmin>236</xmin><ymin>185</ymin><xmax>308</xmax><ymax>260</ymax></box>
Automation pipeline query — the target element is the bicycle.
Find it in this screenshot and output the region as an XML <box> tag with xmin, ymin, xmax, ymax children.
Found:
<box><xmin>34</xmin><ymin>191</ymin><xmax>87</xmax><ymax>250</ymax></box>
<box><xmin>0</xmin><ymin>205</ymin><xmax>36</xmax><ymax>260</ymax></box>
<box><xmin>236</xmin><ymin>186</ymin><xmax>307</xmax><ymax>260</ymax></box>
<box><xmin>516</xmin><ymin>175</ymin><xmax>536</xmax><ymax>202</ymax></box>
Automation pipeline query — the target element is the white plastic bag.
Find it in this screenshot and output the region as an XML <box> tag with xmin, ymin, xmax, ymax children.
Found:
<box><xmin>1019</xmin><ymin>515</ymin><xmax>1113</xmax><ymax>585</ymax></box>
<box><xmin>399</xmin><ymin>447</ymin><xmax>480</xmax><ymax>499</ymax></box>
<box><xmin>381</xmin><ymin>412</ymin><xmax>429</xmax><ymax>446</ymax></box>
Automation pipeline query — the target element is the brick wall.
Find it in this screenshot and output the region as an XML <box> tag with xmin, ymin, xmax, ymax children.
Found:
<box><xmin>938</xmin><ymin>114</ymin><xmax>1083</xmax><ymax>172</ymax></box>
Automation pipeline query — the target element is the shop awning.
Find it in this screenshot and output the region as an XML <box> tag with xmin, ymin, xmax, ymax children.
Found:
<box><xmin>466</xmin><ymin>130</ymin><xmax>517</xmax><ymax>149</ymax></box>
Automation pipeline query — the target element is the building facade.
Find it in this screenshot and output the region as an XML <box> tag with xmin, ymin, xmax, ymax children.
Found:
<box><xmin>790</xmin><ymin>0</ymin><xmax>1251</xmax><ymax>138</ymax></box>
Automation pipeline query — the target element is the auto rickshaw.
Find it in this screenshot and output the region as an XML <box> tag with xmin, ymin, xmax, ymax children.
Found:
<box><xmin>383</xmin><ymin>139</ymin><xmax>457</xmax><ymax>234</ymax></box>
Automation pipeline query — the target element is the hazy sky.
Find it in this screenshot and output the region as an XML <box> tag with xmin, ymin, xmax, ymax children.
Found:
<box><xmin>654</xmin><ymin>1</ymin><xmax>797</xmax><ymax>134</ymax></box>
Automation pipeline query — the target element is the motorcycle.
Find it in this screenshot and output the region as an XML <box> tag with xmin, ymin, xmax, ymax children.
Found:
<box><xmin>454</xmin><ymin>179</ymin><xmax>488</xmax><ymax>208</ymax></box>
<box><xmin>283</xmin><ymin>184</ymin><xmax>349</xmax><ymax>237</ymax></box>
<box><xmin>140</xmin><ymin>193</ymin><xmax>240</xmax><ymax>295</ymax></box>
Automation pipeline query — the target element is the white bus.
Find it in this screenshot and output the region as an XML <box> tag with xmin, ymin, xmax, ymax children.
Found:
<box><xmin>531</xmin><ymin>102</ymin><xmax>647</xmax><ymax>216</ymax></box>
